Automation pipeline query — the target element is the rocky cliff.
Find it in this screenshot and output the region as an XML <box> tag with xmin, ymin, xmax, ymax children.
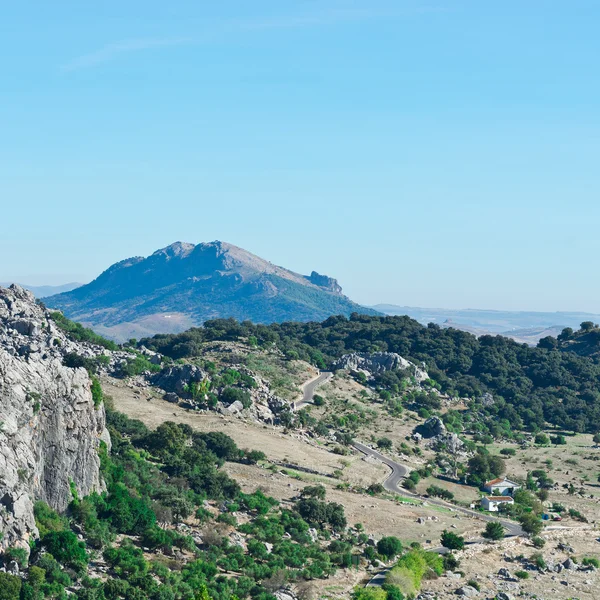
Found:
<box><xmin>0</xmin><ymin>285</ymin><xmax>107</xmax><ymax>551</ymax></box>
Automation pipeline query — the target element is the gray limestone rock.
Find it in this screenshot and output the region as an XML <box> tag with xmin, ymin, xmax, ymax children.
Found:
<box><xmin>333</xmin><ymin>352</ymin><xmax>429</xmax><ymax>381</ymax></box>
<box><xmin>0</xmin><ymin>285</ymin><xmax>107</xmax><ymax>552</ymax></box>
<box><xmin>151</xmin><ymin>363</ymin><xmax>206</xmax><ymax>396</ymax></box>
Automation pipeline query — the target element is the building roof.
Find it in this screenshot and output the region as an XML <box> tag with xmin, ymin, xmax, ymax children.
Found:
<box><xmin>484</xmin><ymin>477</ymin><xmax>519</xmax><ymax>487</ymax></box>
<box><xmin>483</xmin><ymin>496</ymin><xmax>514</xmax><ymax>502</ymax></box>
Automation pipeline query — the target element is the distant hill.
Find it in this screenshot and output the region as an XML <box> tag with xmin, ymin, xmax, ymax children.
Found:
<box><xmin>373</xmin><ymin>304</ymin><xmax>600</xmax><ymax>345</ymax></box>
<box><xmin>45</xmin><ymin>241</ymin><xmax>380</xmax><ymax>341</ymax></box>
<box><xmin>0</xmin><ymin>282</ymin><xmax>82</xmax><ymax>298</ymax></box>
<box><xmin>547</xmin><ymin>322</ymin><xmax>600</xmax><ymax>357</ymax></box>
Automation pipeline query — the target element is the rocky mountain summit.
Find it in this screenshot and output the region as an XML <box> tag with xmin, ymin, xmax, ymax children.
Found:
<box><xmin>0</xmin><ymin>285</ymin><xmax>108</xmax><ymax>551</ymax></box>
<box><xmin>45</xmin><ymin>241</ymin><xmax>380</xmax><ymax>342</ymax></box>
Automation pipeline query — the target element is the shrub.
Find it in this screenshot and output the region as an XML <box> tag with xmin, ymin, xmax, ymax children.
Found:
<box><xmin>3</xmin><ymin>547</ymin><xmax>28</xmax><ymax>569</ymax></box>
<box><xmin>531</xmin><ymin>536</ymin><xmax>545</xmax><ymax>548</ymax></box>
<box><xmin>500</xmin><ymin>448</ymin><xmax>516</xmax><ymax>456</ymax></box>
<box><xmin>220</xmin><ymin>387</ymin><xmax>252</xmax><ymax>409</ymax></box>
<box><xmin>0</xmin><ymin>573</ymin><xmax>21</xmax><ymax>600</ymax></box>
<box><xmin>91</xmin><ymin>375</ymin><xmax>103</xmax><ymax>408</ymax></box>
<box><xmin>531</xmin><ymin>552</ymin><xmax>546</xmax><ymax>570</ymax></box>
<box><xmin>367</xmin><ymin>483</ymin><xmax>385</xmax><ymax>495</ymax></box>
<box><xmin>466</xmin><ymin>580</ymin><xmax>480</xmax><ymax>591</ymax></box>
<box><xmin>426</xmin><ymin>485</ymin><xmax>454</xmax><ymax>501</ymax></box>
<box><xmin>377</xmin><ymin>536</ymin><xmax>403</xmax><ymax>559</ymax></box>
<box><xmin>515</xmin><ymin>570</ymin><xmax>529</xmax><ymax>579</ymax></box>
<box><xmin>518</xmin><ymin>512</ymin><xmax>543</xmax><ymax>535</ymax></box>
<box><xmin>377</xmin><ymin>437</ymin><xmax>393</xmax><ymax>450</ymax></box>
<box><xmin>41</xmin><ymin>530</ymin><xmax>88</xmax><ymax>568</ymax></box>
<box><xmin>582</xmin><ymin>557</ymin><xmax>600</xmax><ymax>568</ymax></box>
<box><xmin>482</xmin><ymin>521</ymin><xmax>505</xmax><ymax>541</ymax></box>
<box><xmin>50</xmin><ymin>312</ymin><xmax>118</xmax><ymax>350</ymax></box>
<box><xmin>313</xmin><ymin>394</ymin><xmax>325</xmax><ymax>406</ymax></box>
<box><xmin>440</xmin><ymin>530</ymin><xmax>465</xmax><ymax>550</ymax></box>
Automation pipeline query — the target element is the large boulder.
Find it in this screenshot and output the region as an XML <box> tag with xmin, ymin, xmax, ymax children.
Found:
<box><xmin>333</xmin><ymin>352</ymin><xmax>429</xmax><ymax>381</ymax></box>
<box><xmin>422</xmin><ymin>416</ymin><xmax>446</xmax><ymax>437</ymax></box>
<box><xmin>151</xmin><ymin>364</ymin><xmax>206</xmax><ymax>396</ymax></box>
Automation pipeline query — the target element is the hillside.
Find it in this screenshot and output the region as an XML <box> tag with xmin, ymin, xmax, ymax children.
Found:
<box><xmin>45</xmin><ymin>241</ymin><xmax>380</xmax><ymax>341</ymax></box>
<box><xmin>540</xmin><ymin>321</ymin><xmax>600</xmax><ymax>358</ymax></box>
<box><xmin>142</xmin><ymin>314</ymin><xmax>600</xmax><ymax>434</ymax></box>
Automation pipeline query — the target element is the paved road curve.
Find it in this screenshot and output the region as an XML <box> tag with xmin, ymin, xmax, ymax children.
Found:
<box><xmin>294</xmin><ymin>371</ymin><xmax>333</xmax><ymax>410</ymax></box>
<box><xmin>352</xmin><ymin>441</ymin><xmax>523</xmax><ymax>537</ymax></box>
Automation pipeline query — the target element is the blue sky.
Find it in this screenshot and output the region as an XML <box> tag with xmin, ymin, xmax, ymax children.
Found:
<box><xmin>2</xmin><ymin>1</ymin><xmax>599</xmax><ymax>311</ymax></box>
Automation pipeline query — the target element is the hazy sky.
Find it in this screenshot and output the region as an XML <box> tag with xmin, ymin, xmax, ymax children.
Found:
<box><xmin>2</xmin><ymin>1</ymin><xmax>599</xmax><ymax>311</ymax></box>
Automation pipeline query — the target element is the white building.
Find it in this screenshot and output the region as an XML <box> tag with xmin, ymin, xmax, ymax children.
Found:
<box><xmin>481</xmin><ymin>496</ymin><xmax>514</xmax><ymax>512</ymax></box>
<box><xmin>483</xmin><ymin>477</ymin><xmax>520</xmax><ymax>497</ymax></box>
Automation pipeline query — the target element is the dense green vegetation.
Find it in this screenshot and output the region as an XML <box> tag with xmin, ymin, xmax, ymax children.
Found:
<box><xmin>49</xmin><ymin>312</ymin><xmax>118</xmax><ymax>350</ymax></box>
<box><xmin>2</xmin><ymin>394</ymin><xmax>436</xmax><ymax>600</ymax></box>
<box><xmin>141</xmin><ymin>316</ymin><xmax>600</xmax><ymax>434</ymax></box>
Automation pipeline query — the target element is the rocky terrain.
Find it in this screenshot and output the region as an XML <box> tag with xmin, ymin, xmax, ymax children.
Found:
<box><xmin>45</xmin><ymin>241</ymin><xmax>380</xmax><ymax>341</ymax></box>
<box><xmin>0</xmin><ymin>285</ymin><xmax>108</xmax><ymax>551</ymax></box>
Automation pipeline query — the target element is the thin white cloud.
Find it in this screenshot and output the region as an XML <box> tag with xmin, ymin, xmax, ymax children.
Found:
<box><xmin>60</xmin><ymin>3</ymin><xmax>448</xmax><ymax>72</ymax></box>
<box><xmin>60</xmin><ymin>37</ymin><xmax>194</xmax><ymax>72</ymax></box>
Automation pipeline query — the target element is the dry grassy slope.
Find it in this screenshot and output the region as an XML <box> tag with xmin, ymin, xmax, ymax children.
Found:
<box><xmin>104</xmin><ymin>346</ymin><xmax>600</xmax><ymax>598</ymax></box>
<box><xmin>103</xmin><ymin>376</ymin><xmax>482</xmax><ymax>544</ymax></box>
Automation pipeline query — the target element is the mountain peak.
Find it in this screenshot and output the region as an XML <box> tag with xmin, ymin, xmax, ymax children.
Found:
<box><xmin>45</xmin><ymin>241</ymin><xmax>381</xmax><ymax>341</ymax></box>
<box><xmin>152</xmin><ymin>241</ymin><xmax>196</xmax><ymax>259</ymax></box>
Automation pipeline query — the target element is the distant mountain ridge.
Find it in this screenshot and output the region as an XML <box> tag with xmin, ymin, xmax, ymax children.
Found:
<box><xmin>46</xmin><ymin>241</ymin><xmax>380</xmax><ymax>341</ymax></box>
<box><xmin>373</xmin><ymin>304</ymin><xmax>600</xmax><ymax>345</ymax></box>
<box><xmin>0</xmin><ymin>282</ymin><xmax>82</xmax><ymax>298</ymax></box>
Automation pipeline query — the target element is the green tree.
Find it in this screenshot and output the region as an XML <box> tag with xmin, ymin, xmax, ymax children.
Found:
<box><xmin>440</xmin><ymin>530</ymin><xmax>464</xmax><ymax>550</ymax></box>
<box><xmin>482</xmin><ymin>521</ymin><xmax>505</xmax><ymax>541</ymax></box>
<box><xmin>0</xmin><ymin>573</ymin><xmax>21</xmax><ymax>600</ymax></box>
<box><xmin>519</xmin><ymin>512</ymin><xmax>543</xmax><ymax>536</ymax></box>
<box><xmin>377</xmin><ymin>536</ymin><xmax>403</xmax><ymax>559</ymax></box>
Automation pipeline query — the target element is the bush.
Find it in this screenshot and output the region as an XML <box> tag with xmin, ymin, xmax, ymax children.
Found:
<box><xmin>531</xmin><ymin>536</ymin><xmax>545</xmax><ymax>548</ymax></box>
<box><xmin>377</xmin><ymin>437</ymin><xmax>393</xmax><ymax>450</ymax></box>
<box><xmin>582</xmin><ymin>557</ymin><xmax>600</xmax><ymax>568</ymax></box>
<box><xmin>426</xmin><ymin>485</ymin><xmax>454</xmax><ymax>501</ymax></box>
<box><xmin>443</xmin><ymin>554</ymin><xmax>460</xmax><ymax>571</ymax></box>
<box><xmin>466</xmin><ymin>580</ymin><xmax>480</xmax><ymax>591</ymax></box>
<box><xmin>482</xmin><ymin>521</ymin><xmax>505</xmax><ymax>541</ymax></box>
<box><xmin>500</xmin><ymin>448</ymin><xmax>516</xmax><ymax>456</ymax></box>
<box><xmin>91</xmin><ymin>375</ymin><xmax>103</xmax><ymax>408</ymax></box>
<box><xmin>0</xmin><ymin>573</ymin><xmax>21</xmax><ymax>600</ymax></box>
<box><xmin>519</xmin><ymin>513</ymin><xmax>543</xmax><ymax>535</ymax></box>
<box><xmin>313</xmin><ymin>394</ymin><xmax>325</xmax><ymax>406</ymax></box>
<box><xmin>441</xmin><ymin>530</ymin><xmax>465</xmax><ymax>550</ymax></box>
<box><xmin>50</xmin><ymin>312</ymin><xmax>118</xmax><ymax>350</ymax></box>
<box><xmin>41</xmin><ymin>530</ymin><xmax>88</xmax><ymax>568</ymax></box>
<box><xmin>367</xmin><ymin>483</ymin><xmax>385</xmax><ymax>495</ymax></box>
<box><xmin>515</xmin><ymin>570</ymin><xmax>529</xmax><ymax>579</ymax></box>
<box><xmin>220</xmin><ymin>387</ymin><xmax>252</xmax><ymax>409</ymax></box>
<box><xmin>377</xmin><ymin>536</ymin><xmax>403</xmax><ymax>559</ymax></box>
<box><xmin>3</xmin><ymin>547</ymin><xmax>28</xmax><ymax>569</ymax></box>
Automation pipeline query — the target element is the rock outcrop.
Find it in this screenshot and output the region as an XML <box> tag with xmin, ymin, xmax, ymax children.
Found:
<box><xmin>333</xmin><ymin>351</ymin><xmax>429</xmax><ymax>381</ymax></box>
<box><xmin>0</xmin><ymin>285</ymin><xmax>107</xmax><ymax>551</ymax></box>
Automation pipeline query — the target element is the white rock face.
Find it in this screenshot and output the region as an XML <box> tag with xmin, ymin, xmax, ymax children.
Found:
<box><xmin>333</xmin><ymin>351</ymin><xmax>429</xmax><ymax>381</ymax></box>
<box><xmin>0</xmin><ymin>285</ymin><xmax>107</xmax><ymax>551</ymax></box>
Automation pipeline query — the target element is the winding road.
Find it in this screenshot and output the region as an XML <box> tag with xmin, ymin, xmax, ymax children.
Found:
<box><xmin>352</xmin><ymin>441</ymin><xmax>523</xmax><ymax>537</ymax></box>
<box><xmin>296</xmin><ymin>372</ymin><xmax>522</xmax><ymax>538</ymax></box>
<box><xmin>294</xmin><ymin>371</ymin><xmax>333</xmax><ymax>410</ymax></box>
